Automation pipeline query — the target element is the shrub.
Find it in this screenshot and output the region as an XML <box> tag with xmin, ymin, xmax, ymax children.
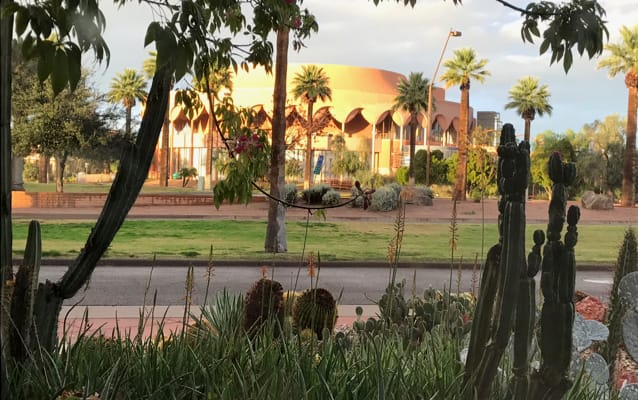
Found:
<box><xmin>354</xmin><ymin>170</ymin><xmax>384</xmax><ymax>190</ymax></box>
<box><xmin>321</xmin><ymin>189</ymin><xmax>341</xmax><ymax>206</ymax></box>
<box><xmin>283</xmin><ymin>183</ymin><xmax>298</xmax><ymax>204</ymax></box>
<box><xmin>415</xmin><ymin>185</ymin><xmax>434</xmax><ymax>199</ymax></box>
<box><xmin>387</xmin><ymin>182</ymin><xmax>402</xmax><ymax>197</ymax></box>
<box><xmin>414</xmin><ymin>149</ymin><xmax>448</xmax><ymax>184</ymax></box>
<box><xmin>179</xmin><ymin>167</ymin><xmax>198</xmax><ymax>187</ymax></box>
<box><xmin>370</xmin><ymin>186</ymin><xmax>399</xmax><ymax>211</ymax></box>
<box><xmin>285</xmin><ymin>159</ymin><xmax>302</xmax><ymax>180</ymax></box>
<box><xmin>302</xmin><ymin>183</ymin><xmax>331</xmax><ymax>204</ymax></box>
<box><xmin>396</xmin><ymin>167</ymin><xmax>409</xmax><ymax>185</ymax></box>
<box><xmin>23</xmin><ymin>162</ymin><xmax>38</xmax><ymax>182</ymax></box>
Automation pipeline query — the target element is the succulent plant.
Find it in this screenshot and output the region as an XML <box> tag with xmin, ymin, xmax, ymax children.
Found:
<box><xmin>378</xmin><ymin>281</ymin><xmax>408</xmax><ymax>324</ymax></box>
<box><xmin>292</xmin><ymin>288</ymin><xmax>337</xmax><ymax>340</ymax></box>
<box><xmin>243</xmin><ymin>278</ymin><xmax>285</xmax><ymax>336</ymax></box>
<box><xmin>620</xmin><ymin>271</ymin><xmax>638</xmax><ymax>363</ymax></box>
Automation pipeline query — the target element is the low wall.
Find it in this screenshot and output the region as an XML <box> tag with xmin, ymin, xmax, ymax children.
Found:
<box><xmin>12</xmin><ymin>192</ymin><xmax>217</xmax><ymax>208</ymax></box>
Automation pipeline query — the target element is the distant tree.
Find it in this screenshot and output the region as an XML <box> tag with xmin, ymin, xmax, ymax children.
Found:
<box><xmin>414</xmin><ymin>149</ymin><xmax>447</xmax><ymax>184</ymax></box>
<box><xmin>331</xmin><ymin>135</ymin><xmax>367</xmax><ymax>179</ymax></box>
<box><xmin>440</xmin><ymin>48</ymin><xmax>490</xmax><ymax>201</ymax></box>
<box><xmin>504</xmin><ymin>76</ymin><xmax>553</xmax><ymax>142</ymax></box>
<box><xmin>291</xmin><ymin>64</ymin><xmax>332</xmax><ymax>190</ymax></box>
<box><xmin>107</xmin><ymin>68</ymin><xmax>148</xmax><ymax>137</ymax></box>
<box><xmin>393</xmin><ymin>72</ymin><xmax>430</xmax><ymax>182</ymax></box>
<box><xmin>12</xmin><ymin>58</ymin><xmax>109</xmax><ymax>192</ymax></box>
<box><xmin>597</xmin><ymin>25</ymin><xmax>638</xmax><ymax>206</ymax></box>
<box><xmin>531</xmin><ymin>131</ymin><xmax>576</xmax><ymax>196</ymax></box>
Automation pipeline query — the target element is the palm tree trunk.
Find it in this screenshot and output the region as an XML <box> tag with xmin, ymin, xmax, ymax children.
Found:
<box><xmin>409</xmin><ymin>113</ymin><xmax>416</xmax><ymax>182</ymax></box>
<box><xmin>454</xmin><ymin>84</ymin><xmax>470</xmax><ymax>201</ymax></box>
<box><xmin>159</xmin><ymin>100</ymin><xmax>170</xmax><ymax>186</ymax></box>
<box><xmin>125</xmin><ymin>106</ymin><xmax>132</xmax><ymax>137</ymax></box>
<box><xmin>264</xmin><ymin>27</ymin><xmax>289</xmax><ymax>253</ymax></box>
<box><xmin>621</xmin><ymin>85</ymin><xmax>637</xmax><ymax>207</ymax></box>
<box><xmin>304</xmin><ymin>101</ymin><xmax>314</xmax><ymax>190</ymax></box>
<box><xmin>524</xmin><ymin>118</ymin><xmax>532</xmax><ymax>143</ymax></box>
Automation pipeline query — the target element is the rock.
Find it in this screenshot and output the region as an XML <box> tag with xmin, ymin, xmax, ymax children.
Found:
<box><xmin>575</xmin><ymin>295</ymin><xmax>607</xmax><ymax>323</ymax></box>
<box><xmin>581</xmin><ymin>191</ymin><xmax>614</xmax><ymax>210</ymax></box>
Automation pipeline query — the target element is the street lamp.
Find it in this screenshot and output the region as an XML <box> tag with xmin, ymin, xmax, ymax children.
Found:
<box><xmin>425</xmin><ymin>29</ymin><xmax>461</xmax><ymax>186</ymax></box>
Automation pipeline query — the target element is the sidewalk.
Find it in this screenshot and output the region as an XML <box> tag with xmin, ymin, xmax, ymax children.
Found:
<box><xmin>13</xmin><ymin>197</ymin><xmax>638</xmax><ymax>225</ymax></box>
<box><xmin>58</xmin><ymin>304</ymin><xmax>379</xmax><ymax>341</ymax></box>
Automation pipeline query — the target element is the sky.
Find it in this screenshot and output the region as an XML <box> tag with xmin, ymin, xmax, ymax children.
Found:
<box><xmin>91</xmin><ymin>0</ymin><xmax>638</xmax><ymax>141</ymax></box>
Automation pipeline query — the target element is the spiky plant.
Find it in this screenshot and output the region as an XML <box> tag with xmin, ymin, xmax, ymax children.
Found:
<box><xmin>243</xmin><ymin>278</ymin><xmax>284</xmax><ymax>336</ymax></box>
<box><xmin>603</xmin><ymin>228</ymin><xmax>637</xmax><ymax>381</ymax></box>
<box><xmin>292</xmin><ymin>288</ymin><xmax>337</xmax><ymax>340</ymax></box>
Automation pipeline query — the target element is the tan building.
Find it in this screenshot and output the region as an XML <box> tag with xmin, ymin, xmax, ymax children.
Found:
<box><xmin>152</xmin><ymin>64</ymin><xmax>474</xmax><ymax>185</ymax></box>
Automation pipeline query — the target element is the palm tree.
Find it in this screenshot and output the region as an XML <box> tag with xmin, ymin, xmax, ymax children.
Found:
<box><xmin>291</xmin><ymin>65</ymin><xmax>332</xmax><ymax>189</ymax></box>
<box><xmin>440</xmin><ymin>48</ymin><xmax>490</xmax><ymax>201</ymax></box>
<box><xmin>505</xmin><ymin>76</ymin><xmax>553</xmax><ymax>143</ymax></box>
<box><xmin>107</xmin><ymin>68</ymin><xmax>148</xmax><ymax>137</ymax></box>
<box><xmin>597</xmin><ymin>25</ymin><xmax>638</xmax><ymax>207</ymax></box>
<box><xmin>193</xmin><ymin>66</ymin><xmax>233</xmax><ymax>188</ymax></box>
<box><xmin>393</xmin><ymin>72</ymin><xmax>430</xmax><ymax>182</ymax></box>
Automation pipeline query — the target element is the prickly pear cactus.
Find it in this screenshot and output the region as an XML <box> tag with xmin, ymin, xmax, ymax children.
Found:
<box><xmin>292</xmin><ymin>288</ymin><xmax>337</xmax><ymax>340</ymax></box>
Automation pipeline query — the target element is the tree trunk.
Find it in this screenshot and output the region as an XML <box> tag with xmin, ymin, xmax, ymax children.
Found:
<box><xmin>38</xmin><ymin>155</ymin><xmax>48</xmax><ymax>183</ymax></box>
<box><xmin>1</xmin><ymin>7</ymin><xmax>15</xmax><ymax>394</ymax></box>
<box><xmin>304</xmin><ymin>101</ymin><xmax>315</xmax><ymax>190</ymax></box>
<box><xmin>408</xmin><ymin>113</ymin><xmax>416</xmax><ymax>182</ymax></box>
<box><xmin>264</xmin><ymin>28</ymin><xmax>289</xmax><ymax>253</ymax></box>
<box><xmin>55</xmin><ymin>153</ymin><xmax>67</xmax><ymax>193</ymax></box>
<box><xmin>125</xmin><ymin>105</ymin><xmax>132</xmax><ymax>137</ymax></box>
<box><xmin>621</xmin><ymin>85</ymin><xmax>637</xmax><ymax>207</ymax></box>
<box><xmin>11</xmin><ymin>157</ymin><xmax>25</xmax><ymax>191</ymax></box>
<box><xmin>30</xmin><ymin>63</ymin><xmax>174</xmax><ymax>352</ymax></box>
<box><xmin>159</xmin><ymin>100</ymin><xmax>170</xmax><ymax>186</ymax></box>
<box><xmin>524</xmin><ymin>118</ymin><xmax>532</xmax><ymax>143</ymax></box>
<box><xmin>454</xmin><ymin>84</ymin><xmax>470</xmax><ymax>201</ymax></box>
<box><xmin>206</xmin><ymin>98</ymin><xmax>215</xmax><ymax>191</ymax></box>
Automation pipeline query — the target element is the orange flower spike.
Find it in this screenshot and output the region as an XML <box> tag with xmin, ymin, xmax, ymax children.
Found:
<box><xmin>260</xmin><ymin>265</ymin><xmax>268</xmax><ymax>278</ymax></box>
<box><xmin>307</xmin><ymin>255</ymin><xmax>316</xmax><ymax>278</ymax></box>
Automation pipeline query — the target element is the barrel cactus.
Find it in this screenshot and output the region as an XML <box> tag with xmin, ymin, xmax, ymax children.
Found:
<box><xmin>620</xmin><ymin>272</ymin><xmax>638</xmax><ymax>363</ymax></box>
<box><xmin>243</xmin><ymin>278</ymin><xmax>285</xmax><ymax>335</ymax></box>
<box><xmin>292</xmin><ymin>288</ymin><xmax>337</xmax><ymax>340</ymax></box>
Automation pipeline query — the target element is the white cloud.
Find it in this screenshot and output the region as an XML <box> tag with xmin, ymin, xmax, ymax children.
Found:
<box><xmin>91</xmin><ymin>0</ymin><xmax>634</xmax><ymax>138</ymax></box>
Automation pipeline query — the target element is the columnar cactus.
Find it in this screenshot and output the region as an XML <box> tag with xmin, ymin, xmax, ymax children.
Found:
<box><xmin>7</xmin><ymin>220</ymin><xmax>41</xmax><ymax>361</ymax></box>
<box><xmin>464</xmin><ymin>123</ymin><xmax>536</xmax><ymax>399</ymax></box>
<box><xmin>530</xmin><ymin>152</ymin><xmax>580</xmax><ymax>400</ymax></box>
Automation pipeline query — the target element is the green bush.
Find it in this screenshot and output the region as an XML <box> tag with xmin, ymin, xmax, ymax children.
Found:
<box><xmin>354</xmin><ymin>170</ymin><xmax>384</xmax><ymax>190</ymax></box>
<box><xmin>283</xmin><ymin>183</ymin><xmax>298</xmax><ymax>204</ymax></box>
<box><xmin>23</xmin><ymin>162</ymin><xmax>38</xmax><ymax>182</ymax></box>
<box><xmin>302</xmin><ymin>183</ymin><xmax>331</xmax><ymax>204</ymax></box>
<box><xmin>414</xmin><ymin>149</ymin><xmax>448</xmax><ymax>184</ymax></box>
<box><xmin>387</xmin><ymin>182</ymin><xmax>402</xmax><ymax>197</ymax></box>
<box><xmin>285</xmin><ymin>159</ymin><xmax>302</xmax><ymax>180</ymax></box>
<box><xmin>321</xmin><ymin>189</ymin><xmax>341</xmax><ymax>206</ymax></box>
<box><xmin>415</xmin><ymin>185</ymin><xmax>434</xmax><ymax>199</ymax></box>
<box><xmin>396</xmin><ymin>167</ymin><xmax>409</xmax><ymax>185</ymax></box>
<box><xmin>370</xmin><ymin>186</ymin><xmax>398</xmax><ymax>211</ymax></box>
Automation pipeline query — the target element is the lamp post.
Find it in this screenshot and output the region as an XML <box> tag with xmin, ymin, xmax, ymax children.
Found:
<box><xmin>425</xmin><ymin>29</ymin><xmax>461</xmax><ymax>186</ymax></box>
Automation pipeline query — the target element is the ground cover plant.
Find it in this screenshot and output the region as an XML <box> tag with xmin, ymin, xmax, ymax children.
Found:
<box><xmin>11</xmin><ymin>219</ymin><xmax>627</xmax><ymax>263</ymax></box>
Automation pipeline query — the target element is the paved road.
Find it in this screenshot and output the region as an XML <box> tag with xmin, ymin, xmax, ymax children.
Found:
<box><xmin>40</xmin><ymin>265</ymin><xmax>615</xmax><ymax>306</ymax></box>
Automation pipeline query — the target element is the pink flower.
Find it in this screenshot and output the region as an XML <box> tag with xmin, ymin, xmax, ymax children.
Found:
<box><xmin>293</xmin><ymin>17</ymin><xmax>301</xmax><ymax>29</ymax></box>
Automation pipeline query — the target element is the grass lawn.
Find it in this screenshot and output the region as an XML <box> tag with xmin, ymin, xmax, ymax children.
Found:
<box><xmin>11</xmin><ymin>219</ymin><xmax>627</xmax><ymax>264</ymax></box>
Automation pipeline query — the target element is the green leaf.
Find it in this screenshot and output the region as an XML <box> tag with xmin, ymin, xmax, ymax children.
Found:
<box><xmin>36</xmin><ymin>42</ymin><xmax>53</xmax><ymax>82</ymax></box>
<box><xmin>67</xmin><ymin>45</ymin><xmax>82</xmax><ymax>91</ymax></box>
<box><xmin>144</xmin><ymin>22</ymin><xmax>161</xmax><ymax>47</ymax></box>
<box><xmin>15</xmin><ymin>7</ymin><xmax>29</xmax><ymax>36</ymax></box>
<box><xmin>51</xmin><ymin>48</ymin><xmax>69</xmax><ymax>95</ymax></box>
<box><xmin>563</xmin><ymin>49</ymin><xmax>573</xmax><ymax>73</ymax></box>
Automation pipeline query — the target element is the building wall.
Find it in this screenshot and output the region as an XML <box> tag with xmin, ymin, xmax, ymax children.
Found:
<box><xmin>155</xmin><ymin>64</ymin><xmax>478</xmax><ymax>184</ymax></box>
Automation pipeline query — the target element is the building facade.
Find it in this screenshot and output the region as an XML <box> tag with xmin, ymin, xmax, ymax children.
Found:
<box><xmin>151</xmin><ymin>64</ymin><xmax>476</xmax><ymax>186</ymax></box>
